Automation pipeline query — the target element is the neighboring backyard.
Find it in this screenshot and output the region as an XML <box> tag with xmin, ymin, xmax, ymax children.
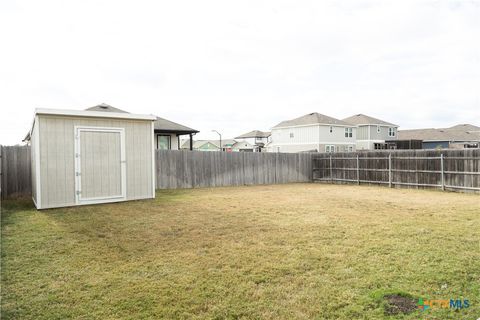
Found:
<box><xmin>1</xmin><ymin>184</ymin><xmax>479</xmax><ymax>319</ymax></box>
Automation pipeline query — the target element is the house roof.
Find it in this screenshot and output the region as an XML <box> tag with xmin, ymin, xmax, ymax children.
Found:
<box><xmin>447</xmin><ymin>124</ymin><xmax>480</xmax><ymax>131</ymax></box>
<box><xmin>342</xmin><ymin>114</ymin><xmax>398</xmax><ymax>126</ymax></box>
<box><xmin>84</xmin><ymin>103</ymin><xmax>129</xmax><ymax>113</ymax></box>
<box><xmin>398</xmin><ymin>128</ymin><xmax>480</xmax><ymax>142</ymax></box>
<box><xmin>233</xmin><ymin>140</ymin><xmax>255</xmax><ymax>150</ymax></box>
<box><xmin>86</xmin><ymin>104</ymin><xmax>198</xmax><ymax>134</ymax></box>
<box><xmin>153</xmin><ymin>116</ymin><xmax>198</xmax><ymax>134</ymax></box>
<box><xmin>181</xmin><ymin>139</ymin><xmax>237</xmax><ymax>149</ymax></box>
<box><xmin>235</xmin><ymin>130</ymin><xmax>271</xmax><ymax>139</ymax></box>
<box><xmin>272</xmin><ymin>112</ymin><xmax>351</xmax><ymax>128</ymax></box>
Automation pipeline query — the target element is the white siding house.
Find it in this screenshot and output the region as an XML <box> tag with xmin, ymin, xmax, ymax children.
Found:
<box><xmin>235</xmin><ymin>130</ymin><xmax>271</xmax><ymax>152</ymax></box>
<box><xmin>267</xmin><ymin>113</ymin><xmax>356</xmax><ymax>153</ymax></box>
<box><xmin>342</xmin><ymin>114</ymin><xmax>398</xmax><ymax>150</ymax></box>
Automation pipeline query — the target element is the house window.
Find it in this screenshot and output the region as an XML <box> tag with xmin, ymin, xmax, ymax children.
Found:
<box><xmin>344</xmin><ymin>127</ymin><xmax>353</xmax><ymax>138</ymax></box>
<box><xmin>329</xmin><ymin>126</ymin><xmax>333</xmax><ymax>133</ymax></box>
<box><xmin>348</xmin><ymin>145</ymin><xmax>353</xmax><ymax>152</ymax></box>
<box><xmin>157</xmin><ymin>135</ymin><xmax>171</xmax><ymax>150</ymax></box>
<box><xmin>377</xmin><ymin>125</ymin><xmax>381</xmax><ymax>133</ymax></box>
<box><xmin>289</xmin><ymin>133</ymin><xmax>294</xmax><ymax>138</ymax></box>
<box><xmin>388</xmin><ymin>127</ymin><xmax>395</xmax><ymax>137</ymax></box>
<box><xmin>325</xmin><ymin>145</ymin><xmax>335</xmax><ymax>153</ymax></box>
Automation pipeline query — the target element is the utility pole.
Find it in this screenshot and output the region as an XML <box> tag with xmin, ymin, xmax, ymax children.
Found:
<box><xmin>212</xmin><ymin>130</ymin><xmax>222</xmax><ymax>152</ymax></box>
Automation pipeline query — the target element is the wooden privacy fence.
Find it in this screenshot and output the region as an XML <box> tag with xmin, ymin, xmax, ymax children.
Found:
<box><xmin>155</xmin><ymin>150</ymin><xmax>313</xmax><ymax>189</ymax></box>
<box><xmin>0</xmin><ymin>145</ymin><xmax>32</xmax><ymax>199</ymax></box>
<box><xmin>313</xmin><ymin>149</ymin><xmax>480</xmax><ymax>192</ymax></box>
<box><xmin>2</xmin><ymin>145</ymin><xmax>478</xmax><ymax>198</ymax></box>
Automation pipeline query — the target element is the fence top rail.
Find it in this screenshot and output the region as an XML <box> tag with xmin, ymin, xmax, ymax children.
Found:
<box><xmin>313</xmin><ymin>156</ymin><xmax>388</xmax><ymax>160</ymax></box>
<box><xmin>313</xmin><ymin>156</ymin><xmax>444</xmax><ymax>160</ymax></box>
<box><xmin>391</xmin><ymin>156</ymin><xmax>442</xmax><ymax>160</ymax></box>
<box><xmin>313</xmin><ymin>155</ymin><xmax>480</xmax><ymax>161</ymax></box>
<box><xmin>444</xmin><ymin>156</ymin><xmax>480</xmax><ymax>160</ymax></box>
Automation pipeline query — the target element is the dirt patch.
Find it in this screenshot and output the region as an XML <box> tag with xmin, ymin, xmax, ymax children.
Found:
<box><xmin>384</xmin><ymin>294</ymin><xmax>417</xmax><ymax>315</ymax></box>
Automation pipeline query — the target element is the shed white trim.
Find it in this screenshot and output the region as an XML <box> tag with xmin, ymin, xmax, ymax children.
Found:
<box><xmin>74</xmin><ymin>126</ymin><xmax>127</xmax><ymax>206</ymax></box>
<box><xmin>35</xmin><ymin>108</ymin><xmax>157</xmax><ymax>120</ymax></box>
<box><xmin>34</xmin><ymin>115</ymin><xmax>42</xmax><ymax>209</ymax></box>
<box><xmin>151</xmin><ymin>121</ymin><xmax>156</xmax><ymax>198</ymax></box>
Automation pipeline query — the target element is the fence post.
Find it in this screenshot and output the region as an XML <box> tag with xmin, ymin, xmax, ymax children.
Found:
<box><xmin>356</xmin><ymin>154</ymin><xmax>360</xmax><ymax>185</ymax></box>
<box><xmin>388</xmin><ymin>153</ymin><xmax>392</xmax><ymax>188</ymax></box>
<box><xmin>440</xmin><ymin>153</ymin><xmax>445</xmax><ymax>191</ymax></box>
<box><xmin>329</xmin><ymin>155</ymin><xmax>333</xmax><ymax>183</ymax></box>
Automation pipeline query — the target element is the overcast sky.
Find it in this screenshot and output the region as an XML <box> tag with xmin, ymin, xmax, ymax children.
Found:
<box><xmin>1</xmin><ymin>0</ymin><xmax>479</xmax><ymax>145</ymax></box>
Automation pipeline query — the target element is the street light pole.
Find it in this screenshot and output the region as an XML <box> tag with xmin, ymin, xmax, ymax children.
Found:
<box><xmin>212</xmin><ymin>130</ymin><xmax>222</xmax><ymax>152</ymax></box>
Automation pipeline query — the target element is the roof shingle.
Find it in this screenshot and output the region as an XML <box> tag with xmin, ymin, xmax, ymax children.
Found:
<box><xmin>272</xmin><ymin>112</ymin><xmax>351</xmax><ymax>128</ymax></box>
<box><xmin>342</xmin><ymin>114</ymin><xmax>397</xmax><ymax>126</ymax></box>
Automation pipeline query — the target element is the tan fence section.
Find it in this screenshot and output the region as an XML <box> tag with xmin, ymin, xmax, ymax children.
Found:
<box><xmin>0</xmin><ymin>145</ymin><xmax>32</xmax><ymax>199</ymax></box>
<box><xmin>155</xmin><ymin>150</ymin><xmax>313</xmax><ymax>189</ymax></box>
<box><xmin>313</xmin><ymin>149</ymin><xmax>480</xmax><ymax>192</ymax></box>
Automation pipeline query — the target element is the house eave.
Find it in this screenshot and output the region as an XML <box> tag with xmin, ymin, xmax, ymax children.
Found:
<box><xmin>154</xmin><ymin>129</ymin><xmax>199</xmax><ymax>135</ymax></box>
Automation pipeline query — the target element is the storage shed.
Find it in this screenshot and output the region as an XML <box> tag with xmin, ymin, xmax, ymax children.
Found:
<box><xmin>26</xmin><ymin>108</ymin><xmax>157</xmax><ymax>209</ymax></box>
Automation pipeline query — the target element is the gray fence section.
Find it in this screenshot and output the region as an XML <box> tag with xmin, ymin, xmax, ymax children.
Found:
<box><xmin>313</xmin><ymin>149</ymin><xmax>480</xmax><ymax>193</ymax></box>
<box><xmin>2</xmin><ymin>145</ymin><xmax>478</xmax><ymax>199</ymax></box>
<box><xmin>155</xmin><ymin>150</ymin><xmax>313</xmax><ymax>189</ymax></box>
<box><xmin>0</xmin><ymin>145</ymin><xmax>32</xmax><ymax>199</ymax></box>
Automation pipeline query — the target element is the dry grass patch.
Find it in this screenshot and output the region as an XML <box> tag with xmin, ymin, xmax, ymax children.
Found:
<box><xmin>1</xmin><ymin>184</ymin><xmax>479</xmax><ymax>319</ymax></box>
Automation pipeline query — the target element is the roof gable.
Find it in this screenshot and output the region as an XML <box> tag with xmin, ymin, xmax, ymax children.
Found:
<box><xmin>447</xmin><ymin>124</ymin><xmax>480</xmax><ymax>131</ymax></box>
<box><xmin>342</xmin><ymin>114</ymin><xmax>397</xmax><ymax>126</ymax></box>
<box><xmin>272</xmin><ymin>112</ymin><xmax>351</xmax><ymax>128</ymax></box>
<box><xmin>85</xmin><ymin>103</ymin><xmax>129</xmax><ymax>113</ymax></box>
<box><xmin>235</xmin><ymin>130</ymin><xmax>271</xmax><ymax>139</ymax></box>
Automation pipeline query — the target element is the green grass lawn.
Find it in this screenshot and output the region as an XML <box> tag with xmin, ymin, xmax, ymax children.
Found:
<box><xmin>1</xmin><ymin>184</ymin><xmax>479</xmax><ymax>319</ymax></box>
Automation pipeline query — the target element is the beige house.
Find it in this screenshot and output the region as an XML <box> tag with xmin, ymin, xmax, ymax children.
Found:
<box><xmin>25</xmin><ymin>107</ymin><xmax>157</xmax><ymax>209</ymax></box>
<box><xmin>267</xmin><ymin>112</ymin><xmax>356</xmax><ymax>153</ymax></box>
<box><xmin>342</xmin><ymin>114</ymin><xmax>398</xmax><ymax>150</ymax></box>
<box><xmin>87</xmin><ymin>104</ymin><xmax>199</xmax><ymax>150</ymax></box>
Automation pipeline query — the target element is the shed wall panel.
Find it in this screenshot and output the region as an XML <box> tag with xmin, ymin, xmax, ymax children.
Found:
<box><xmin>37</xmin><ymin>115</ymin><xmax>153</xmax><ymax>208</ymax></box>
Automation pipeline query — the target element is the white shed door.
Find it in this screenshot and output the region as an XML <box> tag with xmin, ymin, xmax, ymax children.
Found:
<box><xmin>75</xmin><ymin>127</ymin><xmax>126</xmax><ymax>205</ymax></box>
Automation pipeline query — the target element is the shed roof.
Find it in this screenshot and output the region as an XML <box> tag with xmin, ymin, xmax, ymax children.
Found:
<box><xmin>272</xmin><ymin>112</ymin><xmax>351</xmax><ymax>128</ymax></box>
<box><xmin>235</xmin><ymin>130</ymin><xmax>271</xmax><ymax>139</ymax></box>
<box><xmin>342</xmin><ymin>114</ymin><xmax>398</xmax><ymax>126</ymax></box>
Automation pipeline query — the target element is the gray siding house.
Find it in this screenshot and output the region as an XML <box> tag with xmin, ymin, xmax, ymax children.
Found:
<box><xmin>342</xmin><ymin>114</ymin><xmax>398</xmax><ymax>150</ymax></box>
<box><xmin>267</xmin><ymin>112</ymin><xmax>356</xmax><ymax>153</ymax></box>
